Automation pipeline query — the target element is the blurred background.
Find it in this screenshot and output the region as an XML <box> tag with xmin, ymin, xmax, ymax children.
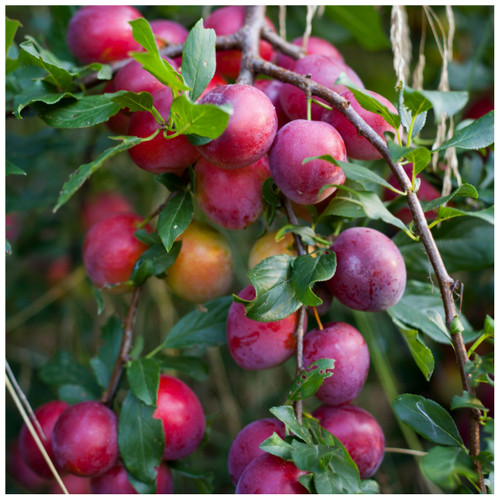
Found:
<box><xmin>5</xmin><ymin>5</ymin><xmax>494</xmax><ymax>494</ymax></box>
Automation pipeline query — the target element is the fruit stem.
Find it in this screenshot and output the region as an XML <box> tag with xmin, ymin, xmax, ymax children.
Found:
<box><xmin>312</xmin><ymin>306</ymin><xmax>323</xmax><ymax>330</ymax></box>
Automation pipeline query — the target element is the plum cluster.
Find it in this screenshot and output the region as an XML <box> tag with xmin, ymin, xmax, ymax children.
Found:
<box><xmin>16</xmin><ymin>374</ymin><xmax>205</xmax><ymax>493</ymax></box>
<box><xmin>58</xmin><ymin>4</ymin><xmax>410</xmax><ymax>494</ymax></box>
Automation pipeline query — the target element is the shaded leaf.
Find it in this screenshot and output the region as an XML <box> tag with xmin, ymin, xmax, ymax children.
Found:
<box><xmin>6</xmin><ymin>17</ymin><xmax>21</xmax><ymax>56</ymax></box>
<box><xmin>387</xmin><ymin>141</ymin><xmax>431</xmax><ymax>175</ymax></box>
<box><xmin>53</xmin><ymin>135</ymin><xmax>143</xmax><ymax>213</ymax></box>
<box><xmin>118</xmin><ymin>391</ymin><xmax>164</xmax><ymax>491</ymax></box>
<box><xmin>161</xmin><ymin>296</ymin><xmax>232</xmax><ymax>349</ymax></box>
<box><xmin>6</xmin><ymin>160</ymin><xmax>26</xmax><ymax>176</ymax></box>
<box><xmin>130</xmin><ymin>241</ymin><xmax>181</xmax><ymax>286</ymax></box>
<box><xmin>450</xmin><ymin>390</ymin><xmax>488</xmax><ymax>412</ymax></box>
<box><xmin>127</xmin><ymin>358</ymin><xmax>161</xmax><ymax>406</ymax></box>
<box><xmin>157</xmin><ymin>191</ymin><xmax>193</xmax><ymax>252</ymax></box>
<box><xmin>269</xmin><ymin>405</ymin><xmax>312</xmax><ymax>444</ymax></box>
<box><xmin>420</xmin><ymin>183</ymin><xmax>478</xmax><ymax>213</ymax></box>
<box><xmin>260</xmin><ymin>432</ymin><xmax>294</xmax><ymax>460</ymax></box>
<box><xmin>392</xmin><ymin>394</ymin><xmax>463</xmax><ymax>446</ymax></box>
<box><xmin>58</xmin><ymin>384</ymin><xmax>97</xmax><ymax>404</ymax></box>
<box><xmin>286</xmin><ymin>358</ymin><xmax>334</xmax><ymax>403</ymax></box>
<box><xmin>404</xmin><ymin>87</ymin><xmax>469</xmax><ymax>121</ymax></box>
<box><xmin>155</xmin><ymin>353</ymin><xmax>209</xmax><ymax>381</ymax></box>
<box><xmin>107</xmin><ymin>90</ymin><xmax>154</xmax><ymax>112</ymax></box>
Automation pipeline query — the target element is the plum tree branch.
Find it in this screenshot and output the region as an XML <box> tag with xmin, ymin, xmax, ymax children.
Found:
<box><xmin>100</xmin><ymin>286</ymin><xmax>143</xmax><ymax>406</ymax></box>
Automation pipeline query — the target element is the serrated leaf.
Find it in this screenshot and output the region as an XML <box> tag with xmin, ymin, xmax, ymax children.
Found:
<box><xmin>37</xmin><ymin>94</ymin><xmax>120</xmax><ymax>128</ymax></box>
<box><xmin>450</xmin><ymin>390</ymin><xmax>488</xmax><ymax>412</ymax></box>
<box><xmin>53</xmin><ymin>135</ymin><xmax>143</xmax><ymax>213</ymax></box>
<box><xmin>89</xmin><ymin>316</ymin><xmax>124</xmax><ymax>390</ymax></box>
<box><xmin>38</xmin><ymin>350</ymin><xmax>101</xmax><ymax>399</ymax></box>
<box><xmin>286</xmin><ymin>358</ymin><xmax>334</xmax><ymax>403</ymax></box>
<box><xmin>134</xmin><ymin>229</ymin><xmax>161</xmax><ymax>247</ymax></box>
<box><xmin>392</xmin><ymin>394</ymin><xmax>463</xmax><ymax>446</ymax></box>
<box><xmin>292</xmin><ymin>253</ymin><xmax>336</xmax><ymax>306</ymax></box>
<box><xmin>19</xmin><ymin>38</ymin><xmax>76</xmax><ymax>90</ymax></box>
<box><xmin>421</xmin><ymin>445</ymin><xmax>476</xmax><ymax>490</ymax></box>
<box><xmin>420</xmin><ymin>183</ymin><xmax>478</xmax><ymax>213</ymax></box>
<box><xmin>435</xmin><ymin>205</ymin><xmax>494</xmax><ymax>226</ymax></box>
<box><xmin>106</xmin><ymin>90</ymin><xmax>154</xmax><ymax>112</ymax></box>
<box><xmin>388</xmin><ymin>280</ymin><xmax>452</xmax><ymax>344</ymax></box>
<box><xmin>13</xmin><ymin>80</ymin><xmax>81</xmax><ymax>118</ymax></box>
<box><xmin>154</xmin><ymin>172</ymin><xmax>188</xmax><ymax>192</ymax></box>
<box><xmin>319</xmin><ymin>197</ymin><xmax>365</xmax><ymax>219</ymax></box>
<box><xmin>404</xmin><ymin>87</ymin><xmax>469</xmax><ymax>121</ymax></box>
<box><xmin>399</xmin><ymin>88</ymin><xmax>427</xmax><ymax>138</ymax></box>
<box><xmin>6</xmin><ymin>17</ymin><xmax>21</xmax><ymax>55</ymax></box>
<box><xmin>161</xmin><ymin>295</ymin><xmax>232</xmax><ymax>349</ymax></box>
<box><xmin>236</xmin><ymin>255</ymin><xmax>302</xmax><ymax>322</ymax></box>
<box><xmin>435</xmin><ymin>111</ymin><xmax>493</xmax><ymax>151</ymax></box>
<box><xmin>269</xmin><ymin>405</ymin><xmax>312</xmax><ymax>444</ymax></box>
<box><xmin>157</xmin><ymin>191</ymin><xmax>193</xmax><ymax>252</ymax></box>
<box><xmin>130</xmin><ymin>18</ymin><xmax>189</xmax><ymax>94</ymax></box>
<box><xmin>155</xmin><ymin>353</ymin><xmax>209</xmax><ymax>381</ymax></box>
<box><xmin>130</xmin><ymin>241</ymin><xmax>181</xmax><ymax>286</ymax></box>
<box><xmin>260</xmin><ymin>432</ymin><xmax>294</xmax><ymax>460</ymax></box>
<box><xmin>118</xmin><ymin>391</ymin><xmax>164</xmax><ymax>490</ymax></box>
<box><xmin>182</xmin><ymin>19</ymin><xmax>216</xmax><ymax>102</ymax></box>
<box><xmin>6</xmin><ymin>160</ymin><xmax>26</xmax><ymax>176</ymax></box>
<box><xmin>392</xmin><ymin>317</ymin><xmax>434</xmax><ymax>381</ymax></box>
<box><xmin>169</xmin><ymin>95</ymin><xmax>232</xmax><ymax>138</ymax></box>
<box><xmin>127</xmin><ymin>358</ymin><xmax>161</xmax><ymax>406</ymax></box>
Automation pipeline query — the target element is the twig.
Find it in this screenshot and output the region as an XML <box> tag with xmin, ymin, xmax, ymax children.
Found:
<box><xmin>100</xmin><ymin>286</ymin><xmax>143</xmax><ymax>406</ymax></box>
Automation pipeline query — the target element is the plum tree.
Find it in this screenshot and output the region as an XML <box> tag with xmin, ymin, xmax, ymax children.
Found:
<box><xmin>51</xmin><ymin>401</ymin><xmax>118</xmax><ymax>477</ymax></box>
<box><xmin>128</xmin><ymin>87</ymin><xmax>201</xmax><ymax>174</ymax></box>
<box><xmin>82</xmin><ymin>212</ymin><xmax>150</xmax><ymax>291</ymax></box>
<box><xmin>303</xmin><ymin>322</ymin><xmax>370</xmax><ymax>406</ymax></box>
<box><xmin>228</xmin><ymin>418</ymin><xmax>286</xmax><ymax>485</ymax></box>
<box><xmin>269</xmin><ymin>119</ymin><xmax>347</xmax><ymax>205</ymax></box>
<box><xmin>66</xmin><ymin>6</ymin><xmax>142</xmax><ymax>64</ymax></box>
<box><xmin>321</xmin><ymin>89</ymin><xmax>400</xmax><ymax>161</ymax></box>
<box><xmin>18</xmin><ymin>400</ymin><xmax>69</xmax><ymax>478</ymax></box>
<box><xmin>203</xmin><ymin>5</ymin><xmax>276</xmax><ymax>79</ymax></box>
<box><xmin>153</xmin><ymin>374</ymin><xmax>206</xmax><ymax>461</ymax></box>
<box><xmin>226</xmin><ymin>285</ymin><xmax>302</xmax><ymax>370</ymax></box>
<box><xmin>327</xmin><ymin>227</ymin><xmax>406</xmax><ymax>311</ymax></box>
<box><xmin>194</xmin><ymin>155</ymin><xmax>270</xmax><ymax>230</ymax></box>
<box><xmin>164</xmin><ymin>221</ymin><xmax>234</xmax><ymax>303</ymax></box>
<box><xmin>90</xmin><ymin>462</ymin><xmax>173</xmax><ymax>494</ymax></box>
<box><xmin>235</xmin><ymin>453</ymin><xmax>308</xmax><ymax>494</ymax></box>
<box><xmin>313</xmin><ymin>404</ymin><xmax>385</xmax><ymax>479</ymax></box>
<box><xmin>279</xmin><ymin>54</ymin><xmax>364</xmax><ymax>121</ymax></box>
<box><xmin>196</xmin><ymin>84</ymin><xmax>278</xmax><ymax>169</ymax></box>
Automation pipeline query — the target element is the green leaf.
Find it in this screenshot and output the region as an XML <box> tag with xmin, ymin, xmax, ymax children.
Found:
<box><xmin>182</xmin><ymin>19</ymin><xmax>216</xmax><ymax>102</ymax></box>
<box><xmin>388</xmin><ymin>280</ymin><xmax>451</xmax><ymax>344</ymax></box>
<box><xmin>169</xmin><ymin>95</ymin><xmax>232</xmax><ymax>138</ymax></box>
<box><xmin>269</xmin><ymin>405</ymin><xmax>312</xmax><ymax>444</ymax></box>
<box><xmin>38</xmin><ymin>350</ymin><xmax>101</xmax><ymax>399</ymax></box>
<box><xmin>392</xmin><ymin>317</ymin><xmax>434</xmax><ymax>381</ymax></box>
<box><xmin>154</xmin><ymin>172</ymin><xmax>188</xmax><ymax>192</ymax></box>
<box><xmin>19</xmin><ymin>38</ymin><xmax>76</xmax><ymax>90</ymax></box>
<box><xmin>292</xmin><ymin>253</ymin><xmax>337</xmax><ymax>306</ymax></box>
<box><xmin>57</xmin><ymin>384</ymin><xmax>97</xmax><ymax>404</ymax></box>
<box><xmin>435</xmin><ymin>205</ymin><xmax>494</xmax><ymax>226</ymax></box>
<box><xmin>286</xmin><ymin>358</ymin><xmax>334</xmax><ymax>403</ymax></box>
<box><xmin>89</xmin><ymin>316</ymin><xmax>124</xmax><ymax>390</ymax></box>
<box><xmin>106</xmin><ymin>90</ymin><xmax>154</xmax><ymax>113</ymax></box>
<box><xmin>304</xmin><ymin>155</ymin><xmax>397</xmax><ymax>191</ymax></box>
<box><xmin>399</xmin><ymin>87</ymin><xmax>427</xmax><ymax>138</ymax></box>
<box><xmin>6</xmin><ymin>17</ymin><xmax>21</xmax><ymax>55</ymax></box>
<box><xmin>13</xmin><ymin>82</ymin><xmax>80</xmax><ymax>119</ymax></box>
<box><xmin>170</xmin><ymin>465</ymin><xmax>214</xmax><ymax>494</ymax></box>
<box><xmin>419</xmin><ymin>183</ymin><xmax>478</xmax><ymax>213</ymax></box>
<box><xmin>234</xmin><ymin>255</ymin><xmax>302</xmax><ymax>322</ymax></box>
<box><xmin>450</xmin><ymin>390</ymin><xmax>488</xmax><ymax>412</ymax></box>
<box><xmin>319</xmin><ymin>197</ymin><xmax>365</xmax><ymax>219</ymax></box>
<box><xmin>324</xmin><ymin>6</ymin><xmax>389</xmax><ymax>51</ymax></box>
<box><xmin>53</xmin><ymin>135</ymin><xmax>143</xmax><ymax>213</ymax></box>
<box><xmin>37</xmin><ymin>94</ymin><xmax>120</xmax><ymax>128</ymax></box>
<box><xmin>157</xmin><ymin>191</ymin><xmax>193</xmax><ymax>252</ymax></box>
<box><xmin>160</xmin><ymin>295</ymin><xmax>232</xmax><ymax>349</ymax></box>
<box><xmin>259</xmin><ymin>432</ymin><xmax>294</xmax><ymax>460</ymax></box>
<box><xmin>92</xmin><ymin>287</ymin><xmax>105</xmax><ymax>315</ymax></box>
<box><xmin>386</xmin><ymin>141</ymin><xmax>432</xmax><ymax>175</ymax></box>
<box><xmin>435</xmin><ymin>111</ymin><xmax>494</xmax><ymax>151</ymax></box>
<box><xmin>404</xmin><ymin>87</ymin><xmax>469</xmax><ymax>121</ymax></box>
<box><xmin>421</xmin><ymin>445</ymin><xmax>477</xmax><ymax>490</ymax></box>
<box><xmin>392</xmin><ymin>394</ymin><xmax>463</xmax><ymax>446</ymax></box>
<box><xmin>118</xmin><ymin>391</ymin><xmax>164</xmax><ymax>491</ymax></box>
<box><xmin>334</xmin><ymin>80</ymin><xmax>400</xmax><ymax>130</ymax></box>
<box><xmin>126</xmin><ymin>358</ymin><xmax>161</xmax><ymax>406</ymax></box>
<box><xmin>130</xmin><ymin>241</ymin><xmax>182</xmax><ymax>286</ymax></box>
<box><xmin>155</xmin><ymin>353</ymin><xmax>209</xmax><ymax>382</ymax></box>
<box><xmin>6</xmin><ymin>160</ymin><xmax>26</xmax><ymax>176</ymax></box>
<box><xmin>130</xmin><ymin>18</ymin><xmax>189</xmax><ymax>94</ymax></box>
